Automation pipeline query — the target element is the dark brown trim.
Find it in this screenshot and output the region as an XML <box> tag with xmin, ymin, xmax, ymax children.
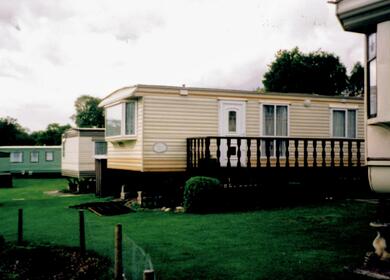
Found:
<box><xmin>62</xmin><ymin>169</ymin><xmax>96</xmax><ymax>178</ymax></box>
<box><xmin>367</xmin><ymin>157</ymin><xmax>390</xmax><ymax>162</ymax></box>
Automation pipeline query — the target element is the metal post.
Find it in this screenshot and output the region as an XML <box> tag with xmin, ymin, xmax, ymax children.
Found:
<box><xmin>144</xmin><ymin>269</ymin><xmax>155</xmax><ymax>280</ymax></box>
<box><xmin>115</xmin><ymin>224</ymin><xmax>123</xmax><ymax>280</ymax></box>
<box><xmin>79</xmin><ymin>210</ymin><xmax>86</xmax><ymax>255</ymax></box>
<box><xmin>17</xmin><ymin>208</ymin><xmax>23</xmax><ymax>245</ymax></box>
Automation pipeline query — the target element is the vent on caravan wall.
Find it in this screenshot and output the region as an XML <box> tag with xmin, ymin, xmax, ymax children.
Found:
<box><xmin>180</xmin><ymin>84</ymin><xmax>188</xmax><ymax>96</ymax></box>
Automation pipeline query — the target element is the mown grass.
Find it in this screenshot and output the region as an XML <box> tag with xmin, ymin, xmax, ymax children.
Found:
<box><xmin>0</xmin><ymin>178</ymin><xmax>376</xmax><ymax>279</ymax></box>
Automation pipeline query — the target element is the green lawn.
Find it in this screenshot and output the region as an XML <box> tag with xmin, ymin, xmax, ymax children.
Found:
<box><xmin>0</xmin><ymin>178</ymin><xmax>376</xmax><ymax>279</ymax></box>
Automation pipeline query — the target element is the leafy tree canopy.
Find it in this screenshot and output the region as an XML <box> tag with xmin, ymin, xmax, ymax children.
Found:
<box><xmin>0</xmin><ymin>117</ymin><xmax>33</xmax><ymax>146</ymax></box>
<box><xmin>31</xmin><ymin>123</ymin><xmax>71</xmax><ymax>145</ymax></box>
<box><xmin>72</xmin><ymin>95</ymin><xmax>104</xmax><ymax>128</ymax></box>
<box><xmin>348</xmin><ymin>62</ymin><xmax>364</xmax><ymax>96</ymax></box>
<box><xmin>0</xmin><ymin>117</ymin><xmax>71</xmax><ymax>146</ymax></box>
<box><xmin>263</xmin><ymin>47</ymin><xmax>349</xmax><ymax>96</ymax></box>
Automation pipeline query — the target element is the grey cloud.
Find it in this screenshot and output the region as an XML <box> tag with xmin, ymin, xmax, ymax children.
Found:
<box><xmin>88</xmin><ymin>11</ymin><xmax>165</xmax><ymax>43</ymax></box>
<box><xmin>0</xmin><ymin>58</ymin><xmax>31</xmax><ymax>79</ymax></box>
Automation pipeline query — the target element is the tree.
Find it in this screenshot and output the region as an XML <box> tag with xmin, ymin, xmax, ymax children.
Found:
<box><xmin>262</xmin><ymin>47</ymin><xmax>348</xmax><ymax>96</ymax></box>
<box><xmin>72</xmin><ymin>95</ymin><xmax>104</xmax><ymax>128</ymax></box>
<box><xmin>0</xmin><ymin>117</ymin><xmax>33</xmax><ymax>146</ymax></box>
<box><xmin>348</xmin><ymin>62</ymin><xmax>364</xmax><ymax>96</ymax></box>
<box><xmin>31</xmin><ymin>123</ymin><xmax>71</xmax><ymax>145</ymax></box>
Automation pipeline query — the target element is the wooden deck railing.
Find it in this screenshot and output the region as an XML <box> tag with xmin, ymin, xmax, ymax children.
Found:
<box><xmin>187</xmin><ymin>136</ymin><xmax>364</xmax><ymax>170</ymax></box>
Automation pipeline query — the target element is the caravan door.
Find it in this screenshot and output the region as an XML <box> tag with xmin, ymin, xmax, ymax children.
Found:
<box><xmin>218</xmin><ymin>100</ymin><xmax>246</xmax><ymax>167</ymax></box>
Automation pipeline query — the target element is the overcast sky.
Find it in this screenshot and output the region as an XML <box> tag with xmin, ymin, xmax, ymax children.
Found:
<box><xmin>0</xmin><ymin>0</ymin><xmax>364</xmax><ymax>131</ymax></box>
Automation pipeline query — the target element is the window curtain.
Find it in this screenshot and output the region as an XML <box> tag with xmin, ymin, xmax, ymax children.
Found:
<box><xmin>276</xmin><ymin>106</ymin><xmax>287</xmax><ymax>156</ymax></box>
<box><xmin>125</xmin><ymin>102</ymin><xmax>135</xmax><ymax>135</ymax></box>
<box><xmin>276</xmin><ymin>106</ymin><xmax>288</xmax><ymax>136</ymax></box>
<box><xmin>263</xmin><ymin>105</ymin><xmax>274</xmax><ymax>136</ymax></box>
<box><xmin>333</xmin><ymin>110</ymin><xmax>346</xmax><ymax>137</ymax></box>
<box><xmin>347</xmin><ymin>110</ymin><xmax>356</xmax><ymax>138</ymax></box>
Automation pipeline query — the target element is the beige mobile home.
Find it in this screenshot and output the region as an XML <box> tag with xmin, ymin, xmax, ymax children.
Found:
<box><xmin>99</xmin><ymin>84</ymin><xmax>364</xmax><ymax>175</ymax></box>
<box><xmin>61</xmin><ymin>128</ymin><xmax>106</xmax><ymax>186</ymax></box>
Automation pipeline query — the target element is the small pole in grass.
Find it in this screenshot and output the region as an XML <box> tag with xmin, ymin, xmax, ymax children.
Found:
<box><xmin>115</xmin><ymin>224</ymin><xmax>123</xmax><ymax>280</ymax></box>
<box><xmin>79</xmin><ymin>210</ymin><xmax>86</xmax><ymax>255</ymax></box>
<box><xmin>17</xmin><ymin>208</ymin><xmax>23</xmax><ymax>245</ymax></box>
<box><xmin>143</xmin><ymin>269</ymin><xmax>155</xmax><ymax>280</ymax></box>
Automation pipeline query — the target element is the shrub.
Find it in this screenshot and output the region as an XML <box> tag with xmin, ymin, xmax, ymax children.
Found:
<box><xmin>183</xmin><ymin>176</ymin><xmax>220</xmax><ymax>213</ymax></box>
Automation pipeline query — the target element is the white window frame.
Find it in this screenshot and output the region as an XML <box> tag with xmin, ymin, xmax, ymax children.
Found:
<box><xmin>10</xmin><ymin>152</ymin><xmax>23</xmax><ymax>163</ymax></box>
<box><xmin>105</xmin><ymin>101</ymin><xmax>137</xmax><ymax>140</ymax></box>
<box><xmin>45</xmin><ymin>151</ymin><xmax>54</xmax><ymax>161</ymax></box>
<box><xmin>330</xmin><ymin>108</ymin><xmax>358</xmax><ymax>138</ymax></box>
<box><xmin>30</xmin><ymin>151</ymin><xmax>39</xmax><ymax>163</ymax></box>
<box><xmin>260</xmin><ymin>103</ymin><xmax>290</xmax><ymax>158</ymax></box>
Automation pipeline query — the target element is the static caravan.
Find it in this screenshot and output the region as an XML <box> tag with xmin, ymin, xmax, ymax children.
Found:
<box><xmin>0</xmin><ymin>152</ymin><xmax>10</xmax><ymax>173</ymax></box>
<box><xmin>336</xmin><ymin>0</ymin><xmax>390</xmax><ymax>193</ymax></box>
<box><xmin>98</xmin><ymin>84</ymin><xmax>365</xmax><ymax>194</ymax></box>
<box><xmin>61</xmin><ymin>128</ymin><xmax>106</xmax><ymax>191</ymax></box>
<box><xmin>0</xmin><ymin>146</ymin><xmax>61</xmax><ymax>175</ymax></box>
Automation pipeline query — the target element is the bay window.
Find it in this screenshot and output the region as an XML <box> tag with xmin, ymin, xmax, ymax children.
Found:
<box><xmin>105</xmin><ymin>101</ymin><xmax>137</xmax><ymax>138</ymax></box>
<box><xmin>368</xmin><ymin>32</ymin><xmax>377</xmax><ymax>118</ymax></box>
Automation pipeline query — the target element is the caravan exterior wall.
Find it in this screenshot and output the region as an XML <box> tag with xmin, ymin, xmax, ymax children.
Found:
<box><xmin>0</xmin><ymin>146</ymin><xmax>61</xmax><ymax>174</ymax></box>
<box><xmin>100</xmin><ymin>85</ymin><xmax>365</xmax><ymax>173</ymax></box>
<box><xmin>61</xmin><ymin>128</ymin><xmax>105</xmax><ymax>178</ymax></box>
<box><xmin>336</xmin><ymin>0</ymin><xmax>390</xmax><ymax>193</ymax></box>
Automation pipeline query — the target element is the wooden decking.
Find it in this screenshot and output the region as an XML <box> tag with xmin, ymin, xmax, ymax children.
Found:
<box><xmin>187</xmin><ymin>136</ymin><xmax>368</xmax><ymax>194</ymax></box>
<box><xmin>187</xmin><ymin>136</ymin><xmax>364</xmax><ymax>170</ymax></box>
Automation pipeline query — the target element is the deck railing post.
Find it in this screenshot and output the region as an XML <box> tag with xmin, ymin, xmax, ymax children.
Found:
<box><xmin>275</xmin><ymin>139</ymin><xmax>280</xmax><ymax>167</ymax></box>
<box><xmin>227</xmin><ymin>138</ymin><xmax>231</xmax><ymax>168</ymax></box>
<box><xmin>339</xmin><ymin>140</ymin><xmax>344</xmax><ymax>167</ymax></box>
<box><xmin>313</xmin><ymin>140</ymin><xmax>317</xmax><ymax>168</ymax></box>
<box><xmin>205</xmin><ymin>137</ymin><xmax>211</xmax><ymax>167</ymax></box>
<box><xmin>247</xmin><ymin>138</ymin><xmax>251</xmax><ymax>168</ymax></box>
<box><xmin>285</xmin><ymin>140</ymin><xmax>290</xmax><ymax>167</ymax></box>
<box><xmin>256</xmin><ymin>139</ymin><xmax>261</xmax><ymax>168</ymax></box>
<box><xmin>303</xmin><ymin>139</ymin><xmax>308</xmax><ymax>168</ymax></box>
<box><xmin>187</xmin><ymin>139</ymin><xmax>192</xmax><ymax>169</ymax></box>
<box><xmin>237</xmin><ymin>138</ymin><xmax>242</xmax><ymax>168</ymax></box>
<box><xmin>330</xmin><ymin>140</ymin><xmax>335</xmax><ymax>167</ymax></box>
<box><xmin>216</xmin><ymin>138</ymin><xmax>221</xmax><ymax>167</ymax></box>
<box><xmin>348</xmin><ymin>140</ymin><xmax>353</xmax><ymax>167</ymax></box>
<box><xmin>266</xmin><ymin>139</ymin><xmax>271</xmax><ymax>167</ymax></box>
<box><xmin>357</xmin><ymin>140</ymin><xmax>361</xmax><ymax>167</ymax></box>
<box><xmin>294</xmin><ymin>139</ymin><xmax>299</xmax><ymax>167</ymax></box>
<box><xmin>322</xmin><ymin>140</ymin><xmax>326</xmax><ymax>167</ymax></box>
<box><xmin>197</xmin><ymin>139</ymin><xmax>201</xmax><ymax>168</ymax></box>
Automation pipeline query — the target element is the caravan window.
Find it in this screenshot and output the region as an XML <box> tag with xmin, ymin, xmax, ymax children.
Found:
<box><xmin>332</xmin><ymin>109</ymin><xmax>357</xmax><ymax>138</ymax></box>
<box><xmin>95</xmin><ymin>142</ymin><xmax>107</xmax><ymax>155</ymax></box>
<box><xmin>30</xmin><ymin>151</ymin><xmax>39</xmax><ymax>163</ymax></box>
<box><xmin>261</xmin><ymin>104</ymin><xmax>288</xmax><ymax>157</ymax></box>
<box><xmin>10</xmin><ymin>152</ymin><xmax>23</xmax><ymax>163</ymax></box>
<box><xmin>368</xmin><ymin>32</ymin><xmax>377</xmax><ymax>118</ymax></box>
<box><xmin>105</xmin><ymin>101</ymin><xmax>137</xmax><ymax>138</ymax></box>
<box><xmin>45</xmin><ymin>151</ymin><xmax>54</xmax><ymax>161</ymax></box>
<box><xmin>106</xmin><ymin>104</ymin><xmax>122</xmax><ymax>136</ymax></box>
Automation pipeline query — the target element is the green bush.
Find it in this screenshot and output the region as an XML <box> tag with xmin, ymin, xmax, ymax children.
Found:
<box><xmin>183</xmin><ymin>176</ymin><xmax>220</xmax><ymax>213</ymax></box>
